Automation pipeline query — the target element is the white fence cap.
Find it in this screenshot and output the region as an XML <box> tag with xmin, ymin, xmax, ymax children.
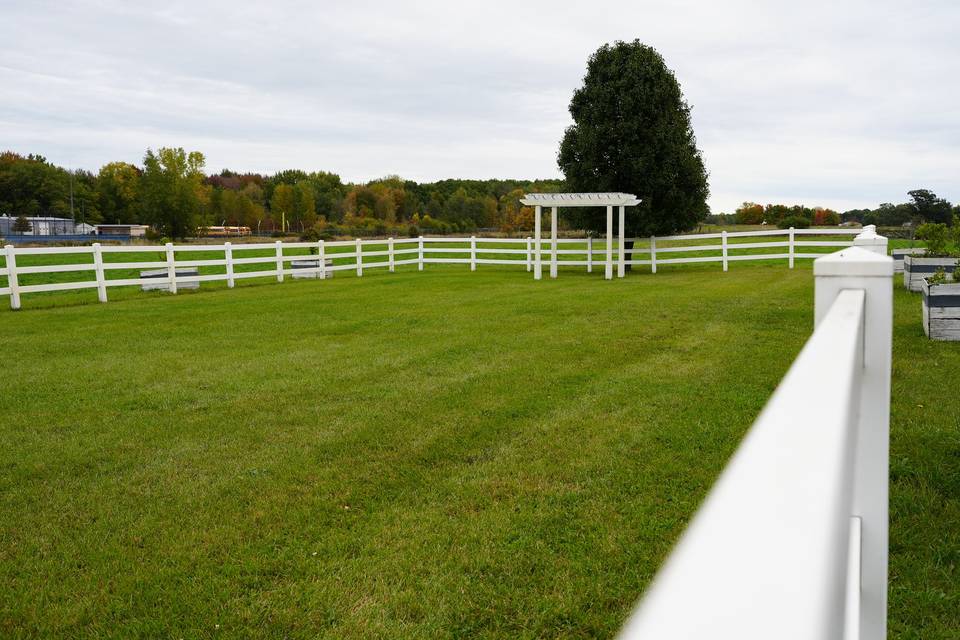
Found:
<box><xmin>813</xmin><ymin>246</ymin><xmax>893</xmax><ymax>277</ymax></box>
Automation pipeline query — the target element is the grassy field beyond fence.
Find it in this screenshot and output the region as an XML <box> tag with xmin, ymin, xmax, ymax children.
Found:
<box><xmin>0</xmin><ymin>264</ymin><xmax>956</xmax><ymax>638</ymax></box>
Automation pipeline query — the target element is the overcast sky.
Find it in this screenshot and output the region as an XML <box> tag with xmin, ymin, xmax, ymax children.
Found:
<box><xmin>2</xmin><ymin>0</ymin><xmax>958</xmax><ymax>212</ymax></box>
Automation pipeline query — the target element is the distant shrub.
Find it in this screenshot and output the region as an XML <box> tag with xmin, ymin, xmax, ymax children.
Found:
<box><xmin>778</xmin><ymin>216</ymin><xmax>810</xmax><ymax>229</ymax></box>
<box><xmin>916</xmin><ymin>223</ymin><xmax>951</xmax><ymax>256</ymax></box>
<box><xmin>300</xmin><ymin>227</ymin><xmax>322</xmax><ymax>242</ymax></box>
<box><xmin>407</xmin><ymin>225</ymin><xmax>419</xmax><ymax>238</ymax></box>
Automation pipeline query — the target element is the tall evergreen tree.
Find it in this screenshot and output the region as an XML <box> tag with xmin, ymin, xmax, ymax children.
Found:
<box><xmin>558</xmin><ymin>40</ymin><xmax>710</xmax><ymax>243</ymax></box>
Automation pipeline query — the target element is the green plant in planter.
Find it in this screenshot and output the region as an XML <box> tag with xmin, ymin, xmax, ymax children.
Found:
<box><xmin>928</xmin><ymin>267</ymin><xmax>948</xmax><ymax>286</ymax></box>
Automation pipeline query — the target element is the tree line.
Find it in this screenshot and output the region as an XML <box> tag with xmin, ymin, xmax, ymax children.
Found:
<box><xmin>702</xmin><ymin>189</ymin><xmax>959</xmax><ymax>230</ymax></box>
<box><xmin>0</xmin><ymin>149</ymin><xmax>563</xmax><ymax>238</ymax></box>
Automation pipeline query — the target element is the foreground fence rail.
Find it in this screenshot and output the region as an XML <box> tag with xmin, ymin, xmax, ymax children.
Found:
<box><xmin>618</xmin><ymin>244</ymin><xmax>893</xmax><ymax>640</ymax></box>
<box><xmin>1</xmin><ymin>227</ymin><xmax>873</xmax><ymax>310</ymax></box>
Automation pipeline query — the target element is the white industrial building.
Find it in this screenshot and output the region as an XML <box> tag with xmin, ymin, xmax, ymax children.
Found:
<box><xmin>0</xmin><ymin>214</ymin><xmax>91</xmax><ymax>236</ymax></box>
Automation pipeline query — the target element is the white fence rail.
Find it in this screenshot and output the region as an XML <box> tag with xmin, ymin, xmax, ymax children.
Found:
<box><xmin>619</xmin><ymin>240</ymin><xmax>894</xmax><ymax>640</ymax></box>
<box><xmin>1</xmin><ymin>228</ymin><xmax>866</xmax><ymax>310</ymax></box>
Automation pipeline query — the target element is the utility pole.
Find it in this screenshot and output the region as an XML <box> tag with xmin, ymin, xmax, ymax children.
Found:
<box><xmin>70</xmin><ymin>172</ymin><xmax>75</xmax><ymax>221</ymax></box>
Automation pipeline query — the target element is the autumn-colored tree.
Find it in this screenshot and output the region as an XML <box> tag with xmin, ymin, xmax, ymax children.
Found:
<box><xmin>812</xmin><ymin>208</ymin><xmax>840</xmax><ymax>226</ymax></box>
<box><xmin>735</xmin><ymin>202</ymin><xmax>765</xmax><ymax>225</ymax></box>
<box><xmin>374</xmin><ymin>193</ymin><xmax>397</xmax><ymax>222</ymax></box>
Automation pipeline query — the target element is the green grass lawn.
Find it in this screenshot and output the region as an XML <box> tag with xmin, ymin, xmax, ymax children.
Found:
<box><xmin>0</xmin><ymin>263</ymin><xmax>956</xmax><ymax>638</ymax></box>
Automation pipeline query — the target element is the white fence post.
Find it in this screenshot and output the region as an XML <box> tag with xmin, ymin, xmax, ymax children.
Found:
<box><xmin>166</xmin><ymin>242</ymin><xmax>178</xmax><ymax>294</ymax></box>
<box><xmin>470</xmin><ymin>235</ymin><xmax>477</xmax><ymax>271</ymax></box>
<box><xmin>789</xmin><ymin>227</ymin><xmax>795</xmax><ymax>269</ymax></box>
<box><xmin>5</xmin><ymin>245</ymin><xmax>21</xmax><ymax>310</ymax></box>
<box><xmin>853</xmin><ymin>225</ymin><xmax>888</xmax><ymax>256</ymax></box>
<box><xmin>274</xmin><ymin>241</ymin><xmax>284</xmax><ymax>282</ymax></box>
<box><xmin>92</xmin><ymin>242</ymin><xmax>108</xmax><ymax>302</ymax></box>
<box><xmin>418</xmin><ymin>236</ymin><xmax>424</xmax><ymax>271</ymax></box>
<box><xmin>814</xmin><ymin>245</ymin><xmax>893</xmax><ymax>640</ymax></box>
<box><xmin>587</xmin><ymin>235</ymin><xmax>593</xmax><ymax>273</ymax></box>
<box><xmin>355</xmin><ymin>238</ymin><xmax>363</xmax><ymax>276</ymax></box>
<box><xmin>526</xmin><ymin>237</ymin><xmax>532</xmax><ymax>272</ymax></box>
<box><xmin>388</xmin><ymin>237</ymin><xmax>395</xmax><ymax>273</ymax></box>
<box><xmin>650</xmin><ymin>235</ymin><xmax>657</xmax><ymax>274</ymax></box>
<box><xmin>721</xmin><ymin>231</ymin><xmax>728</xmax><ymax>272</ymax></box>
<box><xmin>318</xmin><ymin>240</ymin><xmax>326</xmax><ymax>279</ymax></box>
<box><xmin>224</xmin><ymin>242</ymin><xmax>235</xmax><ymax>288</ymax></box>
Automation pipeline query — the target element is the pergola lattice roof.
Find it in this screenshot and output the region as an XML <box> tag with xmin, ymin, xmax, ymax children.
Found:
<box><xmin>519</xmin><ymin>192</ymin><xmax>640</xmax><ymax>207</ymax></box>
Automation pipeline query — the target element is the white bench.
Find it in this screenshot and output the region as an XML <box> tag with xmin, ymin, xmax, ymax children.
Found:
<box><xmin>139</xmin><ymin>268</ymin><xmax>200</xmax><ymax>291</ymax></box>
<box><xmin>291</xmin><ymin>258</ymin><xmax>334</xmax><ymax>279</ymax></box>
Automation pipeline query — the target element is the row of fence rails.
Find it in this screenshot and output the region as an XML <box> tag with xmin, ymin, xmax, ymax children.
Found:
<box><xmin>625</xmin><ymin>227</ymin><xmax>862</xmax><ymax>272</ymax></box>
<box><xmin>0</xmin><ymin>229</ymin><xmax>871</xmax><ymax>310</ymax></box>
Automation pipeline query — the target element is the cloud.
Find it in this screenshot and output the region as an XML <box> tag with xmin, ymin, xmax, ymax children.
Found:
<box><xmin>1</xmin><ymin>0</ymin><xmax>958</xmax><ymax>212</ymax></box>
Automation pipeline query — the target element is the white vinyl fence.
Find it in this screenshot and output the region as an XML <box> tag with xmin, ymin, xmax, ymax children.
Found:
<box><xmin>1</xmin><ymin>227</ymin><xmax>865</xmax><ymax>310</ymax></box>
<box><xmin>619</xmin><ymin>236</ymin><xmax>894</xmax><ymax>640</ymax></box>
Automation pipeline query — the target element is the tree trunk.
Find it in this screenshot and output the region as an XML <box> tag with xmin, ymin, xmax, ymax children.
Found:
<box><xmin>624</xmin><ymin>239</ymin><xmax>635</xmax><ymax>272</ymax></box>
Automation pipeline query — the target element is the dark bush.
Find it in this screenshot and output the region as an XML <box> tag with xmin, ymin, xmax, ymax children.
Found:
<box><xmin>778</xmin><ymin>216</ymin><xmax>810</xmax><ymax>229</ymax></box>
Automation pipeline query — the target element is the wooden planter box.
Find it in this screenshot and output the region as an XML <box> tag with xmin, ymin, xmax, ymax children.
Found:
<box><xmin>291</xmin><ymin>258</ymin><xmax>334</xmax><ymax>279</ymax></box>
<box><xmin>903</xmin><ymin>255</ymin><xmax>958</xmax><ymax>292</ymax></box>
<box><xmin>140</xmin><ymin>268</ymin><xmax>200</xmax><ymax>291</ymax></box>
<box><xmin>921</xmin><ymin>279</ymin><xmax>960</xmax><ymax>340</ymax></box>
<box><xmin>891</xmin><ymin>247</ymin><xmax>925</xmax><ymax>274</ymax></box>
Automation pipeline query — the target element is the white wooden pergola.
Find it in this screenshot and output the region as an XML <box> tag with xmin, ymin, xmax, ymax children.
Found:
<box><xmin>519</xmin><ymin>193</ymin><xmax>641</xmax><ymax>280</ymax></box>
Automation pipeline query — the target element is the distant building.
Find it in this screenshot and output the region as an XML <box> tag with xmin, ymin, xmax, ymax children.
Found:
<box><xmin>95</xmin><ymin>224</ymin><xmax>150</xmax><ymax>237</ymax></box>
<box><xmin>0</xmin><ymin>214</ymin><xmax>89</xmax><ymax>236</ymax></box>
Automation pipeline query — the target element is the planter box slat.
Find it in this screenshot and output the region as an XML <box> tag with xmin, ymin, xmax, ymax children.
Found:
<box><xmin>921</xmin><ymin>278</ymin><xmax>960</xmax><ymax>340</ymax></box>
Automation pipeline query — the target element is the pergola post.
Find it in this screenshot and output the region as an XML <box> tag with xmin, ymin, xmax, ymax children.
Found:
<box><xmin>618</xmin><ymin>205</ymin><xmax>626</xmax><ymax>278</ymax></box>
<box><xmin>534</xmin><ymin>205</ymin><xmax>542</xmax><ymax>280</ymax></box>
<box><xmin>550</xmin><ymin>206</ymin><xmax>558</xmax><ymax>279</ymax></box>
<box><xmin>605</xmin><ymin>205</ymin><xmax>613</xmax><ymax>280</ymax></box>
